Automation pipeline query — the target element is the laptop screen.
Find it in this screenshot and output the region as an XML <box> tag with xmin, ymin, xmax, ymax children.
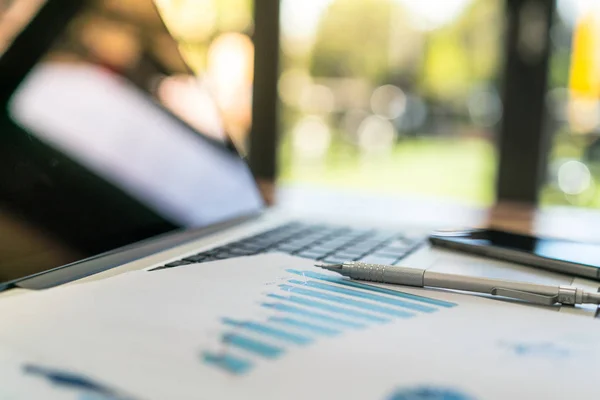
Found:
<box><xmin>0</xmin><ymin>0</ymin><xmax>264</xmax><ymax>285</ymax></box>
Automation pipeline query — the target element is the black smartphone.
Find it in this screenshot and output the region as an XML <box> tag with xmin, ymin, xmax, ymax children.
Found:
<box><xmin>429</xmin><ymin>229</ymin><xmax>600</xmax><ymax>280</ymax></box>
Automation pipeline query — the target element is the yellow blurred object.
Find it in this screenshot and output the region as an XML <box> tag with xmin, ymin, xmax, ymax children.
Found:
<box><xmin>569</xmin><ymin>8</ymin><xmax>600</xmax><ymax>98</ymax></box>
<box><xmin>155</xmin><ymin>0</ymin><xmax>217</xmax><ymax>42</ymax></box>
<box><xmin>568</xmin><ymin>5</ymin><xmax>600</xmax><ymax>133</ymax></box>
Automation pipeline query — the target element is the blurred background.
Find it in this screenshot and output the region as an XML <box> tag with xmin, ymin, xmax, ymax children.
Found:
<box><xmin>153</xmin><ymin>0</ymin><xmax>600</xmax><ymax>209</ymax></box>
<box><xmin>38</xmin><ymin>0</ymin><xmax>600</xmax><ymax>209</ymax></box>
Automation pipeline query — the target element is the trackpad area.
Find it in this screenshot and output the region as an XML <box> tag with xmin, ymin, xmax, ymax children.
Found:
<box><xmin>427</xmin><ymin>249</ymin><xmax>573</xmax><ymax>286</ymax></box>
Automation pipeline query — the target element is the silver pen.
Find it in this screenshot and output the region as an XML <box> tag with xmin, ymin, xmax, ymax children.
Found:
<box><xmin>315</xmin><ymin>261</ymin><xmax>600</xmax><ymax>306</ymax></box>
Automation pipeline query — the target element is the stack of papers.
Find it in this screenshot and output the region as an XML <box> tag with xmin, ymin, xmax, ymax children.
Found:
<box><xmin>0</xmin><ymin>254</ymin><xmax>599</xmax><ymax>399</ymax></box>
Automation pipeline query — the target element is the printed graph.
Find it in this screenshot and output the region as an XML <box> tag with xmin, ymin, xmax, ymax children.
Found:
<box><xmin>201</xmin><ymin>269</ymin><xmax>457</xmax><ymax>375</ymax></box>
<box><xmin>23</xmin><ymin>364</ymin><xmax>136</xmax><ymax>400</ymax></box>
<box><xmin>499</xmin><ymin>341</ymin><xmax>571</xmax><ymax>359</ymax></box>
<box><xmin>387</xmin><ymin>386</ymin><xmax>475</xmax><ymax>400</ymax></box>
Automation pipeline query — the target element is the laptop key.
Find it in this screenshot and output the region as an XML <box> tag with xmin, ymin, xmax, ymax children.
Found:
<box><xmin>182</xmin><ymin>254</ymin><xmax>207</xmax><ymax>263</ymax></box>
<box><xmin>371</xmin><ymin>249</ymin><xmax>408</xmax><ymax>258</ymax></box>
<box><xmin>337</xmin><ymin>246</ymin><xmax>368</xmax><ymax>255</ymax></box>
<box><xmin>356</xmin><ymin>255</ymin><xmax>398</xmax><ymax>265</ymax></box>
<box><xmin>330</xmin><ymin>252</ymin><xmax>362</xmax><ymax>261</ymax></box>
<box><xmin>214</xmin><ymin>253</ymin><xmax>234</xmax><ymax>260</ymax></box>
<box><xmin>355</xmin><ymin>239</ymin><xmax>386</xmax><ymax>247</ymax></box>
<box><xmin>312</xmin><ymin>243</ymin><xmax>342</xmax><ymax>252</ymax></box>
<box><xmin>379</xmin><ymin>244</ymin><xmax>411</xmax><ymax>253</ymax></box>
<box><xmin>386</xmin><ymin>238</ymin><xmax>416</xmax><ymax>248</ymax></box>
<box><xmin>263</xmin><ymin>248</ymin><xmax>285</xmax><ymax>254</ymax></box>
<box><xmin>321</xmin><ymin>256</ymin><xmax>349</xmax><ymax>265</ymax></box>
<box><xmin>318</xmin><ymin>240</ymin><xmax>351</xmax><ymax>249</ymax></box>
<box><xmin>227</xmin><ymin>247</ymin><xmax>257</xmax><ymax>256</ymax></box>
<box><xmin>304</xmin><ymin>245</ymin><xmax>335</xmax><ymax>253</ymax></box>
<box><xmin>275</xmin><ymin>243</ymin><xmax>300</xmax><ymax>251</ymax></box>
<box><xmin>296</xmin><ymin>250</ymin><xmax>330</xmax><ymax>260</ymax></box>
<box><xmin>237</xmin><ymin>243</ymin><xmax>267</xmax><ymax>253</ymax></box>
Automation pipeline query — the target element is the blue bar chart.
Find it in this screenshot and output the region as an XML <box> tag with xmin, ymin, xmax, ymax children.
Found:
<box><xmin>23</xmin><ymin>364</ymin><xmax>136</xmax><ymax>400</ymax></box>
<box><xmin>499</xmin><ymin>341</ymin><xmax>571</xmax><ymax>359</ymax></box>
<box><xmin>201</xmin><ymin>269</ymin><xmax>457</xmax><ymax>375</ymax></box>
<box><xmin>387</xmin><ymin>386</ymin><xmax>475</xmax><ymax>400</ymax></box>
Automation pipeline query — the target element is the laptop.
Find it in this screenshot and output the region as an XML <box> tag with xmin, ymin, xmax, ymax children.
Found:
<box><xmin>0</xmin><ymin>0</ymin><xmax>596</xmax><ymax>318</ymax></box>
<box><xmin>0</xmin><ymin>0</ymin><xmax>423</xmax><ymax>289</ymax></box>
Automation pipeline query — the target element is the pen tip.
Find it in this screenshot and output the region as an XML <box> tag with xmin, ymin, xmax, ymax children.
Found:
<box><xmin>314</xmin><ymin>263</ymin><xmax>343</xmax><ymax>270</ymax></box>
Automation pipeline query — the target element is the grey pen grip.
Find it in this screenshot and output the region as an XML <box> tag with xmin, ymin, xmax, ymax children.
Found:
<box><xmin>348</xmin><ymin>263</ymin><xmax>425</xmax><ymax>287</ymax></box>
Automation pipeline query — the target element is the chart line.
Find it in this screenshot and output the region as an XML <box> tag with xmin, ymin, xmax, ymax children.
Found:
<box><xmin>269</xmin><ymin>316</ymin><xmax>342</xmax><ymax>336</ymax></box>
<box><xmin>223</xmin><ymin>318</ymin><xmax>313</xmax><ymax>345</ymax></box>
<box><xmin>279</xmin><ymin>284</ymin><xmax>415</xmax><ymax>318</ymax></box>
<box><xmin>287</xmin><ymin>269</ymin><xmax>456</xmax><ymax>308</ymax></box>
<box><xmin>267</xmin><ymin>294</ymin><xmax>391</xmax><ymax>323</ymax></box>
<box><xmin>287</xmin><ymin>279</ymin><xmax>436</xmax><ymax>313</ymax></box>
<box><xmin>223</xmin><ymin>333</ymin><xmax>284</xmax><ymax>359</ymax></box>
<box><xmin>261</xmin><ymin>302</ymin><xmax>367</xmax><ymax>329</ymax></box>
<box><xmin>202</xmin><ymin>352</ymin><xmax>253</xmax><ymax>375</ymax></box>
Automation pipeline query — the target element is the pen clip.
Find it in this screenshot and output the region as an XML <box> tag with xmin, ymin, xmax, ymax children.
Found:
<box><xmin>491</xmin><ymin>287</ymin><xmax>559</xmax><ymax>306</ymax></box>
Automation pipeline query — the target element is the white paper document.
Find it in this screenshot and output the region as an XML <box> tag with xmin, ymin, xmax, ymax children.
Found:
<box><xmin>0</xmin><ymin>253</ymin><xmax>599</xmax><ymax>399</ymax></box>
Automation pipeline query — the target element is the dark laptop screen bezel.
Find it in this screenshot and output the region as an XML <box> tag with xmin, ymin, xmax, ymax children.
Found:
<box><xmin>0</xmin><ymin>0</ymin><xmax>266</xmax><ymax>290</ymax></box>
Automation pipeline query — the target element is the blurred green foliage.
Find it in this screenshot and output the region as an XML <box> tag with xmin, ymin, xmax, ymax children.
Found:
<box><xmin>280</xmin><ymin>0</ymin><xmax>503</xmax><ymax>206</ymax></box>
<box><xmin>310</xmin><ymin>0</ymin><xmax>397</xmax><ymax>82</ymax></box>
<box><xmin>279</xmin><ymin>134</ymin><xmax>495</xmax><ymax>205</ymax></box>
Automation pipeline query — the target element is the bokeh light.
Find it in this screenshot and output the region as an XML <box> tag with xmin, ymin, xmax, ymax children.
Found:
<box><xmin>218</xmin><ymin>0</ymin><xmax>253</xmax><ymax>32</ymax></box>
<box><xmin>357</xmin><ymin>115</ymin><xmax>396</xmax><ymax>154</ymax></box>
<box><xmin>370</xmin><ymin>85</ymin><xmax>407</xmax><ymax>120</ymax></box>
<box><xmin>558</xmin><ymin>160</ymin><xmax>592</xmax><ymax>195</ymax></box>
<box><xmin>467</xmin><ymin>86</ymin><xmax>503</xmax><ymax>128</ymax></box>
<box><xmin>400</xmin><ymin>0</ymin><xmax>474</xmax><ymax>30</ymax></box>
<box><xmin>342</xmin><ymin>109</ymin><xmax>370</xmax><ymax>142</ymax></box>
<box><xmin>206</xmin><ymin>32</ymin><xmax>254</xmax><ymax>140</ymax></box>
<box><xmin>292</xmin><ymin>116</ymin><xmax>332</xmax><ymax>159</ymax></box>
<box><xmin>299</xmin><ymin>84</ymin><xmax>336</xmax><ymax>115</ymax></box>
<box><xmin>155</xmin><ymin>0</ymin><xmax>217</xmax><ymax>42</ymax></box>
<box><xmin>279</xmin><ymin>69</ymin><xmax>313</xmax><ymax>107</ymax></box>
<box><xmin>157</xmin><ymin>75</ymin><xmax>226</xmax><ymax>142</ymax></box>
<box><xmin>567</xmin><ymin>98</ymin><xmax>600</xmax><ymax>133</ymax></box>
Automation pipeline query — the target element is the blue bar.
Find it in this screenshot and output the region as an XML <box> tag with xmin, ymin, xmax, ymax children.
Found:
<box><xmin>269</xmin><ymin>316</ymin><xmax>341</xmax><ymax>336</ymax></box>
<box><xmin>287</xmin><ymin>269</ymin><xmax>457</xmax><ymax>308</ymax></box>
<box><xmin>262</xmin><ymin>302</ymin><xmax>367</xmax><ymax>329</ymax></box>
<box><xmin>267</xmin><ymin>293</ymin><xmax>390</xmax><ymax>323</ymax></box>
<box><xmin>78</xmin><ymin>395</ymin><xmax>121</xmax><ymax>400</ymax></box>
<box><xmin>279</xmin><ymin>284</ymin><xmax>415</xmax><ymax>318</ymax></box>
<box><xmin>201</xmin><ymin>351</ymin><xmax>253</xmax><ymax>375</ymax></box>
<box><xmin>24</xmin><ymin>365</ymin><xmax>120</xmax><ymax>398</ymax></box>
<box><xmin>222</xmin><ymin>333</ymin><xmax>284</xmax><ymax>359</ymax></box>
<box><xmin>222</xmin><ymin>318</ymin><xmax>313</xmax><ymax>345</ymax></box>
<box><xmin>287</xmin><ymin>279</ymin><xmax>436</xmax><ymax>313</ymax></box>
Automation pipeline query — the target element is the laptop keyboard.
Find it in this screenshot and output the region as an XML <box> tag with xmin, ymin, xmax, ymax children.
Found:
<box><xmin>149</xmin><ymin>222</ymin><xmax>423</xmax><ymax>272</ymax></box>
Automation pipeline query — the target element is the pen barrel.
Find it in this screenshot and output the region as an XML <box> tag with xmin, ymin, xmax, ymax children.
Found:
<box><xmin>423</xmin><ymin>271</ymin><xmax>559</xmax><ymax>297</ymax></box>
<box><xmin>347</xmin><ymin>263</ymin><xmax>425</xmax><ymax>287</ymax></box>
